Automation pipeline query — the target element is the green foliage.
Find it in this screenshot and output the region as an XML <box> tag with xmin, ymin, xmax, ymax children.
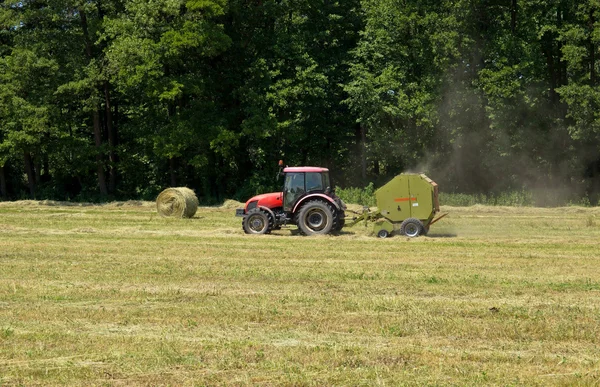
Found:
<box><xmin>1</xmin><ymin>0</ymin><xmax>600</xmax><ymax>203</ymax></box>
<box><xmin>336</xmin><ymin>183</ymin><xmax>376</xmax><ymax>207</ymax></box>
<box><xmin>440</xmin><ymin>190</ymin><xmax>597</xmax><ymax>207</ymax></box>
<box><xmin>345</xmin><ymin>0</ymin><xmax>461</xmax><ymax>176</ymax></box>
<box><xmin>440</xmin><ymin>191</ymin><xmax>534</xmax><ymax>207</ymax></box>
<box><xmin>338</xmin><ymin>186</ymin><xmax>550</xmax><ymax>208</ymax></box>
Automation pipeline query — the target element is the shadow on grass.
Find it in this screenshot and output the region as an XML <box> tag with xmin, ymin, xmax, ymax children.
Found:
<box><xmin>426</xmin><ymin>233</ymin><xmax>458</xmax><ymax>238</ymax></box>
<box><xmin>265</xmin><ymin>228</ymin><xmax>357</xmax><ymax>237</ymax></box>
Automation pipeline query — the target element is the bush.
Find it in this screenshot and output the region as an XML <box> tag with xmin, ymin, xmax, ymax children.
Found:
<box><xmin>336</xmin><ymin>183</ymin><xmax>376</xmax><ymax>207</ymax></box>
<box><xmin>440</xmin><ymin>191</ymin><xmax>534</xmax><ymax>207</ymax></box>
<box><xmin>337</xmin><ymin>185</ymin><xmax>539</xmax><ymax>207</ymax></box>
<box><xmin>334</xmin><ymin>185</ymin><xmax>595</xmax><ymax>208</ymax></box>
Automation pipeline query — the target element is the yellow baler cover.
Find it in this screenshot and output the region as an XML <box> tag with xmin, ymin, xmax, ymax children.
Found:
<box><xmin>375</xmin><ymin>173</ymin><xmax>439</xmax><ymax>223</ymax></box>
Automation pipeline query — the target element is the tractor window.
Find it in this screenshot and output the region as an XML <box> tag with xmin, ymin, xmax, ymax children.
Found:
<box><xmin>284</xmin><ymin>173</ymin><xmax>305</xmax><ymax>209</ymax></box>
<box><xmin>306</xmin><ymin>172</ymin><xmax>324</xmax><ymax>192</ymax></box>
<box><xmin>322</xmin><ymin>173</ymin><xmax>331</xmax><ymax>191</ymax></box>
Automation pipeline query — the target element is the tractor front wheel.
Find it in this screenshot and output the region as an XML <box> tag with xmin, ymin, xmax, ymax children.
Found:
<box><xmin>243</xmin><ymin>209</ymin><xmax>272</xmax><ymax>234</ymax></box>
<box><xmin>400</xmin><ymin>218</ymin><xmax>423</xmax><ymax>238</ymax></box>
<box><xmin>297</xmin><ymin>201</ymin><xmax>334</xmax><ymax>235</ymax></box>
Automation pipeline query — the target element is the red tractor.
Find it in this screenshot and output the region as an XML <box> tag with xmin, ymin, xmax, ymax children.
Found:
<box><xmin>235</xmin><ymin>164</ymin><xmax>346</xmax><ymax>235</ymax></box>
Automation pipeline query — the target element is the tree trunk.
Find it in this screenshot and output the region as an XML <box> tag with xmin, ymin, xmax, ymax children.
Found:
<box><xmin>94</xmin><ymin>110</ymin><xmax>108</xmax><ymax>196</ymax></box>
<box><xmin>23</xmin><ymin>152</ymin><xmax>36</xmax><ymax>198</ymax></box>
<box><xmin>104</xmin><ymin>82</ymin><xmax>118</xmax><ymax>193</ymax></box>
<box><xmin>590</xmin><ymin>8</ymin><xmax>596</xmax><ymax>86</ymax></box>
<box><xmin>542</xmin><ymin>34</ymin><xmax>558</xmax><ymax>104</ymax></box>
<box><xmin>0</xmin><ymin>165</ymin><xmax>7</xmax><ymax>199</ymax></box>
<box><xmin>42</xmin><ymin>152</ymin><xmax>50</xmax><ymax>183</ymax></box>
<box><xmin>360</xmin><ymin>124</ymin><xmax>367</xmax><ymax>184</ymax></box>
<box><xmin>35</xmin><ymin>159</ymin><xmax>42</xmax><ymax>185</ymax></box>
<box><xmin>169</xmin><ymin>157</ymin><xmax>177</xmax><ymax>187</ymax></box>
<box><xmin>511</xmin><ymin>0</ymin><xmax>517</xmax><ymax>35</ymax></box>
<box><xmin>301</xmin><ymin>148</ymin><xmax>308</xmax><ymax>166</ymax></box>
<box><xmin>80</xmin><ymin>8</ymin><xmax>93</xmax><ymax>58</ymax></box>
<box><xmin>80</xmin><ymin>8</ymin><xmax>108</xmax><ymax>197</ymax></box>
<box><xmin>557</xmin><ymin>7</ymin><xmax>567</xmax><ymax>89</ymax></box>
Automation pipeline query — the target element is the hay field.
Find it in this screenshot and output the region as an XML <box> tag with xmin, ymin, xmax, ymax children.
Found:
<box><xmin>1</xmin><ymin>201</ymin><xmax>600</xmax><ymax>386</ymax></box>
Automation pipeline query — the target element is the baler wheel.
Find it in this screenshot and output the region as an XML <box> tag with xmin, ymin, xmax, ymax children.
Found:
<box><xmin>400</xmin><ymin>218</ymin><xmax>423</xmax><ymax>238</ymax></box>
<box><xmin>377</xmin><ymin>229</ymin><xmax>389</xmax><ymax>238</ymax></box>
<box><xmin>297</xmin><ymin>200</ymin><xmax>334</xmax><ymax>235</ymax></box>
<box><xmin>243</xmin><ymin>209</ymin><xmax>273</xmax><ymax>234</ymax></box>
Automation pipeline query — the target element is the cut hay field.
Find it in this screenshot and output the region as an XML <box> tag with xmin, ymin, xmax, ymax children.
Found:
<box><xmin>1</xmin><ymin>201</ymin><xmax>600</xmax><ymax>386</ymax></box>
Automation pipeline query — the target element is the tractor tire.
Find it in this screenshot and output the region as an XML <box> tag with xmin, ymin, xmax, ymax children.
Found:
<box><xmin>296</xmin><ymin>200</ymin><xmax>335</xmax><ymax>235</ymax></box>
<box><xmin>243</xmin><ymin>209</ymin><xmax>273</xmax><ymax>235</ymax></box>
<box><xmin>332</xmin><ymin>210</ymin><xmax>345</xmax><ymax>233</ymax></box>
<box><xmin>400</xmin><ymin>218</ymin><xmax>423</xmax><ymax>238</ymax></box>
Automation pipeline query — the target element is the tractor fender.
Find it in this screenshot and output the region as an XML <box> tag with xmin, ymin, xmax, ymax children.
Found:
<box><xmin>258</xmin><ymin>206</ymin><xmax>277</xmax><ymax>221</ymax></box>
<box><xmin>292</xmin><ymin>194</ymin><xmax>340</xmax><ymax>213</ymax></box>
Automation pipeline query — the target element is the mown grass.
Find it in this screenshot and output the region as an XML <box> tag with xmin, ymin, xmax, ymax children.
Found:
<box><xmin>1</xmin><ymin>201</ymin><xmax>600</xmax><ymax>386</ymax></box>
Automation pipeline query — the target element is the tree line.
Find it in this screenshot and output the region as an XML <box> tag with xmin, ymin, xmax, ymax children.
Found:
<box><xmin>1</xmin><ymin>0</ymin><xmax>599</xmax><ymax>204</ymax></box>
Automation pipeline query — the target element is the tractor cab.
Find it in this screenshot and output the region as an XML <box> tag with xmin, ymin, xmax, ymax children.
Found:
<box><xmin>282</xmin><ymin>167</ymin><xmax>330</xmax><ymax>211</ymax></box>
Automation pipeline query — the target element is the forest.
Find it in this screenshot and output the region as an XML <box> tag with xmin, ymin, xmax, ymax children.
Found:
<box><xmin>1</xmin><ymin>0</ymin><xmax>599</xmax><ymax>204</ymax></box>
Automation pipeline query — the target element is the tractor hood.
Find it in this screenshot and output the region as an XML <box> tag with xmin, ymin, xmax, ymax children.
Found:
<box><xmin>245</xmin><ymin>192</ymin><xmax>284</xmax><ymax>211</ymax></box>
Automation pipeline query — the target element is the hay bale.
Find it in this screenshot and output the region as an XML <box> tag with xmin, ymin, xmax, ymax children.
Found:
<box><xmin>156</xmin><ymin>187</ymin><xmax>198</xmax><ymax>218</ymax></box>
<box><xmin>220</xmin><ymin>199</ymin><xmax>244</xmax><ymax>209</ymax></box>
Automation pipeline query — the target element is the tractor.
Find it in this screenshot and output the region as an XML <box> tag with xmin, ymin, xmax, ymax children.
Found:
<box><xmin>235</xmin><ymin>163</ymin><xmax>346</xmax><ymax>235</ymax></box>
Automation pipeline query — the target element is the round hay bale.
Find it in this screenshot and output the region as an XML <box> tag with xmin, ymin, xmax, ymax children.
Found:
<box><xmin>220</xmin><ymin>199</ymin><xmax>244</xmax><ymax>209</ymax></box>
<box><xmin>156</xmin><ymin>187</ymin><xmax>198</xmax><ymax>218</ymax></box>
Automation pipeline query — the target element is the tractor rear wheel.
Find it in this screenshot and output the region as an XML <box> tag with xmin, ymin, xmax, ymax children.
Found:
<box><xmin>332</xmin><ymin>211</ymin><xmax>345</xmax><ymax>233</ymax></box>
<box><xmin>243</xmin><ymin>209</ymin><xmax>273</xmax><ymax>234</ymax></box>
<box><xmin>297</xmin><ymin>200</ymin><xmax>334</xmax><ymax>235</ymax></box>
<box><xmin>400</xmin><ymin>218</ymin><xmax>423</xmax><ymax>238</ymax></box>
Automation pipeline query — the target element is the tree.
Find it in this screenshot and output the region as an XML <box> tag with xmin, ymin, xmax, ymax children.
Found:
<box><xmin>557</xmin><ymin>1</ymin><xmax>600</xmax><ymax>202</ymax></box>
<box><xmin>346</xmin><ymin>0</ymin><xmax>461</xmax><ymax>184</ymax></box>
<box><xmin>101</xmin><ymin>0</ymin><xmax>231</xmax><ymax>198</ymax></box>
<box><xmin>0</xmin><ymin>48</ymin><xmax>58</xmax><ymax>198</ymax></box>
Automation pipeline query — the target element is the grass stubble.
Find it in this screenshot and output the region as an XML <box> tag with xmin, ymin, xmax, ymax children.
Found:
<box><xmin>1</xmin><ymin>201</ymin><xmax>600</xmax><ymax>386</ymax></box>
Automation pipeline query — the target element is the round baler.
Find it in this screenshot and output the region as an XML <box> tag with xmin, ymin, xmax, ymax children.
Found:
<box><xmin>348</xmin><ymin>173</ymin><xmax>446</xmax><ymax>238</ymax></box>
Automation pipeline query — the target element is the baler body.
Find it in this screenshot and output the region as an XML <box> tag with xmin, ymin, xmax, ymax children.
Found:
<box><xmin>349</xmin><ymin>173</ymin><xmax>443</xmax><ymax>237</ymax></box>
<box><xmin>376</xmin><ymin>174</ymin><xmax>439</xmax><ymax>223</ymax></box>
